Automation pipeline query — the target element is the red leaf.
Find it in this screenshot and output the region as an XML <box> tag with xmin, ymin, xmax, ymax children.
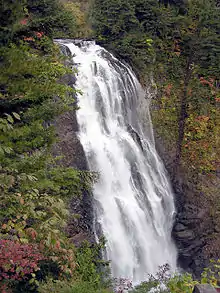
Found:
<box><xmin>34</xmin><ymin>31</ymin><xmax>44</xmax><ymax>38</ymax></box>
<box><xmin>24</xmin><ymin>37</ymin><xmax>34</xmax><ymax>42</ymax></box>
<box><xmin>20</xmin><ymin>18</ymin><xmax>28</xmax><ymax>25</ymax></box>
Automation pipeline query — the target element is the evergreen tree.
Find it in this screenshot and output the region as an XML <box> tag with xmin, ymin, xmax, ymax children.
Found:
<box><xmin>0</xmin><ymin>2</ymin><xmax>100</xmax><ymax>291</ymax></box>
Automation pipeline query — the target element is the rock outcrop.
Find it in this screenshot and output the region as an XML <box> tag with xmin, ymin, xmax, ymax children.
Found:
<box><xmin>52</xmin><ymin>45</ymin><xmax>94</xmax><ymax>246</ymax></box>
<box><xmin>154</xmin><ymin>133</ymin><xmax>220</xmax><ymax>277</ymax></box>
<box><xmin>193</xmin><ymin>284</ymin><xmax>218</xmax><ymax>293</ymax></box>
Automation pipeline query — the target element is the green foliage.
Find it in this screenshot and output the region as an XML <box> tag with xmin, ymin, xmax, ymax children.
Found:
<box><xmin>200</xmin><ymin>260</ymin><xmax>220</xmax><ymax>287</ymax></box>
<box><xmin>1</xmin><ymin>0</ymin><xmax>220</xmax><ymax>292</ymax></box>
<box><xmin>38</xmin><ymin>280</ymin><xmax>111</xmax><ymax>293</ymax></box>
<box><xmin>0</xmin><ymin>0</ymin><xmax>79</xmax><ymax>45</ymax></box>
<box><xmin>91</xmin><ymin>0</ymin><xmax>156</xmax><ymax>75</ymax></box>
<box><xmin>167</xmin><ymin>273</ymin><xmax>197</xmax><ymax>293</ymax></box>
<box><xmin>63</xmin><ymin>1</ymin><xmax>92</xmax><ymax>38</ymax></box>
<box><xmin>0</xmin><ymin>0</ymin><xmax>26</xmax><ymax>45</ymax></box>
<box><xmin>92</xmin><ymin>0</ymin><xmax>138</xmax><ymax>38</ymax></box>
<box><xmin>131</xmin><ymin>279</ymin><xmax>161</xmax><ymax>293</ymax></box>
<box><xmin>130</xmin><ymin>264</ymin><xmax>220</xmax><ymax>293</ymax></box>
<box><xmin>91</xmin><ymin>0</ymin><xmax>220</xmax><ymax>167</ymax></box>
<box><xmin>38</xmin><ymin>262</ymin><xmax>220</xmax><ymax>293</ymax></box>
<box><xmin>75</xmin><ymin>239</ymin><xmax>110</xmax><ymax>288</ymax></box>
<box><xmin>25</xmin><ymin>0</ymin><xmax>77</xmax><ymax>38</ymax></box>
<box><xmin>151</xmin><ymin>83</ymin><xmax>179</xmax><ymax>147</ymax></box>
<box><xmin>37</xmin><ymin>240</ymin><xmax>111</xmax><ymax>293</ymax></box>
<box><xmin>0</xmin><ymin>1</ymin><xmax>103</xmax><ymax>292</ymax></box>
<box><xmin>0</xmin><ymin>44</ymin><xmax>72</xmax><ymax>105</ymax></box>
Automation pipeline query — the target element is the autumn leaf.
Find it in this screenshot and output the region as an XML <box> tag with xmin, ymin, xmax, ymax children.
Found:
<box><xmin>19</xmin><ymin>198</ymin><xmax>24</xmax><ymax>205</ymax></box>
<box><xmin>20</xmin><ymin>18</ymin><xmax>28</xmax><ymax>25</ymax></box>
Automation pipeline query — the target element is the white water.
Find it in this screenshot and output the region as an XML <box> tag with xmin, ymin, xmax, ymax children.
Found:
<box><xmin>61</xmin><ymin>41</ymin><xmax>177</xmax><ymax>283</ymax></box>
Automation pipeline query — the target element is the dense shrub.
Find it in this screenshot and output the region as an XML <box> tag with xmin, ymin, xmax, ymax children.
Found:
<box><xmin>38</xmin><ymin>280</ymin><xmax>110</xmax><ymax>293</ymax></box>
<box><xmin>0</xmin><ymin>240</ymin><xmax>43</xmax><ymax>281</ymax></box>
<box><xmin>0</xmin><ymin>240</ymin><xmax>44</xmax><ymax>292</ymax></box>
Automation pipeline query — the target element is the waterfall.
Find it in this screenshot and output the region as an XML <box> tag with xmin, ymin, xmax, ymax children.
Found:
<box><xmin>58</xmin><ymin>40</ymin><xmax>177</xmax><ymax>283</ymax></box>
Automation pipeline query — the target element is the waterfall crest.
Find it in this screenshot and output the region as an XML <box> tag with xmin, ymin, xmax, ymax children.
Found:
<box><xmin>59</xmin><ymin>40</ymin><xmax>177</xmax><ymax>283</ymax></box>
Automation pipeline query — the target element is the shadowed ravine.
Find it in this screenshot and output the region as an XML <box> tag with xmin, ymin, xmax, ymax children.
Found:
<box><xmin>58</xmin><ymin>40</ymin><xmax>177</xmax><ymax>283</ymax></box>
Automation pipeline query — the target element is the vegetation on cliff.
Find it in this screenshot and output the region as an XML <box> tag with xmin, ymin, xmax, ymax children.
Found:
<box><xmin>91</xmin><ymin>0</ymin><xmax>220</xmax><ymax>277</ymax></box>
<box><xmin>91</xmin><ymin>0</ymin><xmax>219</xmax><ymax>172</ymax></box>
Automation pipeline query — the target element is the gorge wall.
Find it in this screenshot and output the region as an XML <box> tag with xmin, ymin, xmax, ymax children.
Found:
<box><xmin>55</xmin><ymin>39</ymin><xmax>219</xmax><ymax>280</ymax></box>
<box><xmin>53</xmin><ymin>44</ymin><xmax>94</xmax><ymax>247</ymax></box>
<box><xmin>88</xmin><ymin>0</ymin><xmax>220</xmax><ymax>279</ymax></box>
<box><xmin>153</xmin><ymin>127</ymin><xmax>220</xmax><ymax>277</ymax></box>
<box><xmin>136</xmin><ymin>81</ymin><xmax>215</xmax><ymax>276</ymax></box>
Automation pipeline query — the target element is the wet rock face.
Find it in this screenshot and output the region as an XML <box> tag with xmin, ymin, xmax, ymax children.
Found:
<box><xmin>53</xmin><ymin>109</ymin><xmax>87</xmax><ymax>170</ymax></box>
<box><xmin>153</xmin><ymin>134</ymin><xmax>216</xmax><ymax>277</ymax></box>
<box><xmin>52</xmin><ymin>54</ymin><xmax>94</xmax><ymax>246</ymax></box>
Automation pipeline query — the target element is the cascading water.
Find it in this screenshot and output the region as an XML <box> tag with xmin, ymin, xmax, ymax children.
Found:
<box><xmin>58</xmin><ymin>40</ymin><xmax>177</xmax><ymax>283</ymax></box>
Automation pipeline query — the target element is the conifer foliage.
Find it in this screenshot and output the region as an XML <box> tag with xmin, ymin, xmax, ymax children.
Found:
<box><xmin>91</xmin><ymin>0</ymin><xmax>220</xmax><ymax>174</ymax></box>
<box><xmin>0</xmin><ymin>1</ymin><xmax>101</xmax><ymax>291</ymax></box>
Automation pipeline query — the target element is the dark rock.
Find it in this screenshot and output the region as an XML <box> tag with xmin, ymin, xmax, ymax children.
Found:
<box><xmin>174</xmin><ymin>229</ymin><xmax>195</xmax><ymax>241</ymax></box>
<box><xmin>152</xmin><ymin>131</ymin><xmax>218</xmax><ymax>277</ymax></box>
<box><xmin>193</xmin><ymin>284</ymin><xmax>217</xmax><ymax>293</ymax></box>
<box><xmin>187</xmin><ymin>239</ymin><xmax>206</xmax><ymax>252</ymax></box>
<box><xmin>173</xmin><ymin>223</ymin><xmax>187</xmax><ymax>232</ymax></box>
<box><xmin>72</xmin><ymin>232</ymin><xmax>94</xmax><ymax>247</ymax></box>
<box><xmin>178</xmin><ymin>255</ymin><xmax>193</xmax><ymax>268</ymax></box>
<box><xmin>52</xmin><ymin>45</ymin><xmax>95</xmax><ymax>247</ymax></box>
<box><xmin>61</xmin><ymin>73</ymin><xmax>76</xmax><ymax>86</ymax></box>
<box><xmin>52</xmin><ymin>107</ymin><xmax>95</xmax><ymax>246</ymax></box>
<box><xmin>177</xmin><ymin>238</ymin><xmax>206</xmax><ymax>270</ymax></box>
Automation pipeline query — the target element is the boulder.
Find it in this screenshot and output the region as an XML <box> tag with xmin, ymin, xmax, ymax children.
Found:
<box><xmin>193</xmin><ymin>284</ymin><xmax>217</xmax><ymax>293</ymax></box>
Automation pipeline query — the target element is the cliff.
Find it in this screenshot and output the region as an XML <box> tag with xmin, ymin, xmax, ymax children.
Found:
<box><xmin>153</xmin><ymin>126</ymin><xmax>220</xmax><ymax>277</ymax></box>
<box><xmin>52</xmin><ymin>45</ymin><xmax>94</xmax><ymax>246</ymax></box>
